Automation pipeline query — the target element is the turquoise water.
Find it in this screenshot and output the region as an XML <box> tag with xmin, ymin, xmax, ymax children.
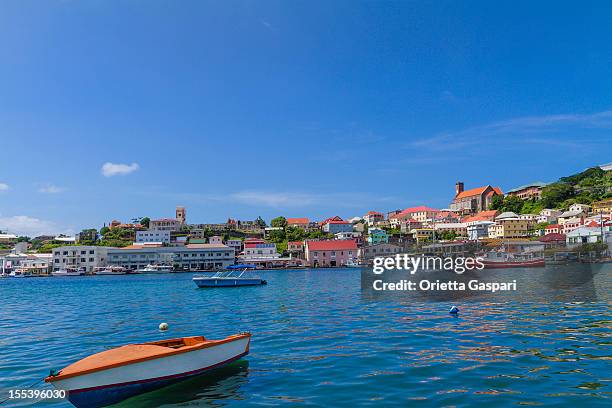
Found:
<box><xmin>0</xmin><ymin>267</ymin><xmax>610</xmax><ymax>407</ymax></box>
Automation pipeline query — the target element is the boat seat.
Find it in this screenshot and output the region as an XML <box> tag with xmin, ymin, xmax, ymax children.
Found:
<box><xmin>183</xmin><ymin>336</ymin><xmax>206</xmax><ymax>346</ymax></box>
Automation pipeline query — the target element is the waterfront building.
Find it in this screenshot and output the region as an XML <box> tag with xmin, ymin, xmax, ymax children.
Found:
<box><xmin>363</xmin><ymin>211</ymin><xmax>384</xmax><ymax>227</ymax></box>
<box><xmin>242</xmin><ymin>238</ymin><xmax>279</xmax><ymax>259</ymax></box>
<box><xmin>287</xmin><ymin>241</ymin><xmax>304</xmax><ymax>259</ymax></box>
<box><xmin>359</xmin><ymin>243</ymin><xmax>401</xmax><ymax>260</ymax></box>
<box><xmin>592</xmin><ymin>198</ymin><xmax>612</xmax><ymax>214</ymax></box>
<box><xmin>1</xmin><ymin>253</ymin><xmax>52</xmax><ymax>276</ymax></box>
<box><xmin>506</xmin><ymin>182</ymin><xmax>548</xmax><ymax>200</ymax></box>
<box><xmin>538</xmin><ymin>233</ymin><xmax>567</xmax><ymax>249</ymax></box>
<box><xmin>305</xmin><ymin>239</ymin><xmax>357</xmax><ymax>267</ymax></box>
<box><xmin>449</xmin><ymin>182</ymin><xmax>503</xmax><ymax>214</ymax></box>
<box><xmin>108</xmin><ymin>244</ymin><xmax>235</xmax><ymax>271</ymax></box>
<box><xmin>52</xmin><ymin>246</ymin><xmax>112</xmax><ymax>273</ymax></box>
<box><xmin>136</xmin><ymin>229</ymin><xmax>171</xmax><ymax>244</ymax></box>
<box><xmin>150</xmin><ymin>218</ymin><xmax>182</xmax><ymax>231</ymax></box>
<box><xmin>566</xmin><ymin>227</ymin><xmax>612</xmax><ymax>246</ymax></box>
<box><xmin>467</xmin><ymin>221</ymin><xmax>495</xmax><ymax>240</ymax></box>
<box><xmin>367</xmin><ymin>228</ymin><xmax>388</xmax><ymax>244</ymax></box>
<box><xmin>434</xmin><ymin>222</ymin><xmax>468</xmax><ymax>238</ymax></box>
<box><xmin>322</xmin><ymin>220</ymin><xmax>353</xmax><ymax>234</ymax></box>
<box><xmin>286</xmin><ymin>218</ymin><xmax>310</xmax><ymax>229</ymax></box>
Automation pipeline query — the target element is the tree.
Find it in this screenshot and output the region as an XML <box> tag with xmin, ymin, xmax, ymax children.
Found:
<box><xmin>490</xmin><ymin>195</ymin><xmax>504</xmax><ymax>210</ymax></box>
<box><xmin>271</xmin><ymin>216</ymin><xmax>287</xmax><ymax>228</ymax></box>
<box><xmin>100</xmin><ymin>226</ymin><xmax>110</xmax><ymax>236</ymax></box>
<box><xmin>17</xmin><ymin>236</ymin><xmax>31</xmax><ymax>242</ymax></box>
<box><xmin>541</xmin><ymin>183</ymin><xmax>574</xmax><ymax>209</ymax></box>
<box><xmin>255</xmin><ymin>216</ymin><xmax>267</xmax><ymax>228</ymax></box>
<box><xmin>140</xmin><ymin>217</ymin><xmax>150</xmax><ymax>228</ymax></box>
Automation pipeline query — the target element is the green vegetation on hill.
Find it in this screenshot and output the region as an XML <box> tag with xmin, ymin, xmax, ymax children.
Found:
<box><xmin>266</xmin><ymin>225</ymin><xmax>333</xmax><ymax>255</ymax></box>
<box><xmin>491</xmin><ymin>167</ymin><xmax>611</xmax><ymax>214</ymax></box>
<box><xmin>98</xmin><ymin>227</ymin><xmax>133</xmax><ymax>247</ymax></box>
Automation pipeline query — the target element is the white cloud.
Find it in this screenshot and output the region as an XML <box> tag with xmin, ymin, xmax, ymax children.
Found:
<box><xmin>38</xmin><ymin>184</ymin><xmax>65</xmax><ymax>194</ymax></box>
<box><xmin>0</xmin><ymin>215</ymin><xmax>72</xmax><ymax>237</ymax></box>
<box><xmin>411</xmin><ymin>110</ymin><xmax>612</xmax><ymax>151</ymax></box>
<box><xmin>228</xmin><ymin>191</ymin><xmax>395</xmax><ymax>208</ymax></box>
<box><xmin>0</xmin><ymin>183</ymin><xmax>9</xmax><ymax>191</ymax></box>
<box><xmin>101</xmin><ymin>162</ymin><xmax>140</xmax><ymax>177</ymax></box>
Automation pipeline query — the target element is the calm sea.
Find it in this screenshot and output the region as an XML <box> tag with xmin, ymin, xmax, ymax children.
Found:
<box><xmin>0</xmin><ymin>266</ymin><xmax>610</xmax><ymax>407</ymax></box>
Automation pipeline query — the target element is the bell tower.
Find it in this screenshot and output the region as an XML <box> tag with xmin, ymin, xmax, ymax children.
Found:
<box><xmin>176</xmin><ymin>206</ymin><xmax>186</xmax><ymax>225</ymax></box>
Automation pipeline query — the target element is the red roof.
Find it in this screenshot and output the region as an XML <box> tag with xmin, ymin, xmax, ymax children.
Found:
<box><xmin>307</xmin><ymin>239</ymin><xmax>357</xmax><ymax>251</ymax></box>
<box><xmin>455</xmin><ymin>185</ymin><xmax>502</xmax><ymax>200</ymax></box>
<box><xmin>538</xmin><ymin>233</ymin><xmax>566</xmax><ymax>242</ymax></box>
<box><xmin>545</xmin><ymin>224</ymin><xmax>560</xmax><ymax>230</ymax></box>
<box><xmin>319</xmin><ymin>216</ymin><xmax>343</xmax><ymax>225</ymax></box>
<box><xmin>287</xmin><ymin>218</ymin><xmax>309</xmax><ymax>225</ymax></box>
<box><xmin>288</xmin><ymin>241</ymin><xmax>303</xmax><ymax>246</ymax></box>
<box><xmin>462</xmin><ymin>210</ymin><xmax>499</xmax><ymax>223</ymax></box>
<box><xmin>404</xmin><ymin>206</ymin><xmax>439</xmax><ymax>213</ymax></box>
<box><xmin>366</xmin><ymin>211</ymin><xmax>383</xmax><ymax>216</ymax></box>
<box><xmin>324</xmin><ymin>220</ymin><xmax>350</xmax><ymax>225</ymax></box>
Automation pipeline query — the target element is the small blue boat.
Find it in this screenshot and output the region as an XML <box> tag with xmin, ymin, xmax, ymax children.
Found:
<box><xmin>192</xmin><ymin>265</ymin><xmax>267</xmax><ymax>288</ymax></box>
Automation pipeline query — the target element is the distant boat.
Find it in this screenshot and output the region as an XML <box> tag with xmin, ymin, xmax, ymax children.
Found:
<box><xmin>94</xmin><ymin>266</ymin><xmax>128</xmax><ymax>275</ymax></box>
<box><xmin>136</xmin><ymin>264</ymin><xmax>173</xmax><ymax>274</ymax></box>
<box><xmin>193</xmin><ymin>264</ymin><xmax>266</xmax><ymax>287</ymax></box>
<box><xmin>344</xmin><ymin>260</ymin><xmax>365</xmax><ymax>268</ymax></box>
<box><xmin>52</xmin><ymin>267</ymin><xmax>85</xmax><ymax>277</ymax></box>
<box><xmin>45</xmin><ymin>333</ymin><xmax>251</xmax><ymax>408</ymax></box>
<box><xmin>481</xmin><ymin>251</ymin><xmax>545</xmax><ymax>269</ymax></box>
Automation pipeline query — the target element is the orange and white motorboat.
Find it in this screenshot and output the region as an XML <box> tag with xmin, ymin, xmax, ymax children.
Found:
<box><xmin>45</xmin><ymin>333</ymin><xmax>251</xmax><ymax>408</ymax></box>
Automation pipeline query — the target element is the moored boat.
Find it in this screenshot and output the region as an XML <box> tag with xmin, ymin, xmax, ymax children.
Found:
<box><xmin>94</xmin><ymin>266</ymin><xmax>129</xmax><ymax>275</ymax></box>
<box><xmin>45</xmin><ymin>333</ymin><xmax>251</xmax><ymax>408</ymax></box>
<box><xmin>51</xmin><ymin>267</ymin><xmax>85</xmax><ymax>277</ymax></box>
<box><xmin>136</xmin><ymin>264</ymin><xmax>173</xmax><ymax>274</ymax></box>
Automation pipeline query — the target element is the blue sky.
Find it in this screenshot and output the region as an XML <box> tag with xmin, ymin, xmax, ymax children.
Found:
<box><xmin>1</xmin><ymin>1</ymin><xmax>611</xmax><ymax>236</ymax></box>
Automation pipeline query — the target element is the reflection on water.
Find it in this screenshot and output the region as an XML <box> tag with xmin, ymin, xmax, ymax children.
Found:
<box><xmin>113</xmin><ymin>361</ymin><xmax>249</xmax><ymax>407</ymax></box>
<box><xmin>0</xmin><ymin>267</ymin><xmax>610</xmax><ymax>407</ymax></box>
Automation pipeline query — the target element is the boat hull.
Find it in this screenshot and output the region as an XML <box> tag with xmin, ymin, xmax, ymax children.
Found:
<box><xmin>481</xmin><ymin>259</ymin><xmax>545</xmax><ymax>269</ymax></box>
<box><xmin>48</xmin><ymin>335</ymin><xmax>250</xmax><ymax>408</ymax></box>
<box><xmin>193</xmin><ymin>277</ymin><xmax>266</xmax><ymax>287</ymax></box>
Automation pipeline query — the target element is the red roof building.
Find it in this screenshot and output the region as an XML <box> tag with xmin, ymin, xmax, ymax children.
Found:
<box><xmin>287</xmin><ymin>218</ymin><xmax>310</xmax><ymax>227</ymax></box>
<box><xmin>450</xmin><ymin>182</ymin><xmax>503</xmax><ymax>215</ymax></box>
<box><xmin>305</xmin><ymin>239</ymin><xmax>358</xmax><ymax>267</ymax></box>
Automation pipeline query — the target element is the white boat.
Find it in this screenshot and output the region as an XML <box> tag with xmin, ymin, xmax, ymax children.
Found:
<box><xmin>45</xmin><ymin>333</ymin><xmax>250</xmax><ymax>408</ymax></box>
<box><xmin>136</xmin><ymin>264</ymin><xmax>173</xmax><ymax>274</ymax></box>
<box><xmin>193</xmin><ymin>265</ymin><xmax>266</xmax><ymax>288</ymax></box>
<box><xmin>344</xmin><ymin>260</ymin><xmax>365</xmax><ymax>268</ymax></box>
<box><xmin>8</xmin><ymin>268</ymin><xmax>31</xmax><ymax>278</ymax></box>
<box><xmin>52</xmin><ymin>267</ymin><xmax>86</xmax><ymax>277</ymax></box>
<box><xmin>94</xmin><ymin>266</ymin><xmax>128</xmax><ymax>275</ymax></box>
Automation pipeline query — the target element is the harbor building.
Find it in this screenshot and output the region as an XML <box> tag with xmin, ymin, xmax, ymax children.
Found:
<box><xmin>52</xmin><ymin>246</ymin><xmax>112</xmax><ymax>273</ymax></box>
<box><xmin>108</xmin><ymin>244</ymin><xmax>235</xmax><ymax>271</ymax></box>
<box><xmin>305</xmin><ymin>239</ymin><xmax>357</xmax><ymax>267</ymax></box>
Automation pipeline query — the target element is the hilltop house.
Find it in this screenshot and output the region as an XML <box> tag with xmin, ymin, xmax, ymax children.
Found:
<box><xmin>449</xmin><ymin>182</ymin><xmax>503</xmax><ymax>215</ymax></box>
<box><xmin>390</xmin><ymin>206</ymin><xmax>439</xmax><ymax>225</ymax></box>
<box><xmin>367</xmin><ymin>228</ymin><xmax>389</xmax><ymax>244</ymax></box>
<box><xmin>506</xmin><ymin>182</ymin><xmax>548</xmax><ymax>200</ymax></box>
<box><xmin>322</xmin><ymin>220</ymin><xmax>353</xmax><ymax>234</ymax></box>
<box><xmin>363</xmin><ymin>211</ymin><xmax>384</xmax><ymax>227</ymax></box>
<box><xmin>287</xmin><ymin>218</ymin><xmax>310</xmax><ymax>229</ymax></box>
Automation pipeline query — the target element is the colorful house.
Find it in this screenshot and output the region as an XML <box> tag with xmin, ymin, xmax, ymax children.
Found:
<box><xmin>367</xmin><ymin>228</ymin><xmax>388</xmax><ymax>244</ymax></box>
<box><xmin>363</xmin><ymin>211</ymin><xmax>384</xmax><ymax>226</ymax></box>
<box><xmin>305</xmin><ymin>239</ymin><xmax>358</xmax><ymax>267</ymax></box>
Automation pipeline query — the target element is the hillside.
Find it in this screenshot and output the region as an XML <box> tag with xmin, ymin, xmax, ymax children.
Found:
<box><xmin>491</xmin><ymin>166</ymin><xmax>612</xmax><ymax>214</ymax></box>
